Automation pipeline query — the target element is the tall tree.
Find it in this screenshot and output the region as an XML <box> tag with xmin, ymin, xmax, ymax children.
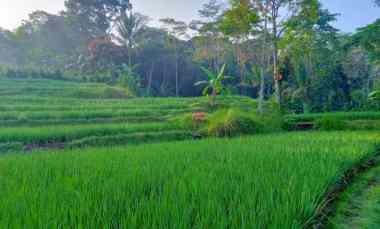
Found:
<box><xmin>116</xmin><ymin>11</ymin><xmax>149</xmax><ymax>66</ymax></box>
<box><xmin>11</xmin><ymin>10</ymin><xmax>90</xmax><ymax>70</ymax></box>
<box><xmin>64</xmin><ymin>0</ymin><xmax>131</xmax><ymax>37</ymax></box>
<box><xmin>190</xmin><ymin>0</ymin><xmax>225</xmax><ymax>72</ymax></box>
<box><xmin>267</xmin><ymin>0</ymin><xmax>294</xmax><ymax>107</ymax></box>
<box><xmin>220</xmin><ymin>0</ymin><xmax>259</xmax><ymax>95</ymax></box>
<box><xmin>352</xmin><ymin>19</ymin><xmax>380</xmax><ymax>66</ymax></box>
<box><xmin>251</xmin><ymin>0</ymin><xmax>271</xmax><ymax>113</ymax></box>
<box><xmin>282</xmin><ymin>0</ymin><xmax>339</xmax><ymax>112</ymax></box>
<box><xmin>160</xmin><ymin>18</ymin><xmax>188</xmax><ymax>97</ymax></box>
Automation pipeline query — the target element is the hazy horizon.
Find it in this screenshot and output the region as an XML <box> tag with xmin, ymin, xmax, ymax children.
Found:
<box><xmin>0</xmin><ymin>0</ymin><xmax>379</xmax><ymax>33</ymax></box>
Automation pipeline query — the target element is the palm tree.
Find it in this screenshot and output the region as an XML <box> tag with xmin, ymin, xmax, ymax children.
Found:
<box><xmin>116</xmin><ymin>11</ymin><xmax>149</xmax><ymax>67</ymax></box>
<box><xmin>195</xmin><ymin>64</ymin><xmax>232</xmax><ymax>106</ymax></box>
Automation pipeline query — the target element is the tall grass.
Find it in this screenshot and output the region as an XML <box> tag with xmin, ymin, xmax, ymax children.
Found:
<box><xmin>0</xmin><ymin>132</ymin><xmax>378</xmax><ymax>228</ymax></box>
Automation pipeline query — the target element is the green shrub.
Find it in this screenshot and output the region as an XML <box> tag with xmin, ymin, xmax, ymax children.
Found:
<box><xmin>315</xmin><ymin>116</ymin><xmax>346</xmax><ymax>131</ymax></box>
<box><xmin>0</xmin><ymin>142</ymin><xmax>23</xmax><ymax>154</ymax></box>
<box><xmin>172</xmin><ymin>113</ymin><xmax>208</xmax><ymax>131</ymax></box>
<box><xmin>204</xmin><ymin>109</ymin><xmax>265</xmax><ymax>137</ymax></box>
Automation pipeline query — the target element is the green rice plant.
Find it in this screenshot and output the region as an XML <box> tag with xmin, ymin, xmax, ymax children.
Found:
<box><xmin>69</xmin><ymin>131</ymin><xmax>193</xmax><ymax>148</ymax></box>
<box><xmin>284</xmin><ymin>111</ymin><xmax>380</xmax><ymax>131</ymax></box>
<box><xmin>286</xmin><ymin>111</ymin><xmax>380</xmax><ymax>123</ymax></box>
<box><xmin>315</xmin><ymin>116</ymin><xmax>347</xmax><ymax>131</ymax></box>
<box><xmin>0</xmin><ymin>80</ymin><xmax>257</xmax><ymax>127</ymax></box>
<box><xmin>0</xmin><ymin>132</ymin><xmax>378</xmax><ymax>228</ymax></box>
<box><xmin>346</xmin><ymin>120</ymin><xmax>380</xmax><ymax>130</ymax></box>
<box><xmin>0</xmin><ymin>122</ymin><xmax>181</xmax><ymax>144</ymax></box>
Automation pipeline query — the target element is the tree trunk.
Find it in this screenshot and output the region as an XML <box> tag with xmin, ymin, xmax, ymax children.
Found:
<box><xmin>272</xmin><ymin>8</ymin><xmax>281</xmax><ymax>107</ymax></box>
<box><xmin>235</xmin><ymin>43</ymin><xmax>244</xmax><ymax>95</ymax></box>
<box><xmin>128</xmin><ymin>43</ymin><xmax>133</xmax><ymax>67</ymax></box>
<box><xmin>210</xmin><ymin>88</ymin><xmax>217</xmax><ymax>107</ymax></box>
<box><xmin>147</xmin><ymin>62</ymin><xmax>155</xmax><ymax>96</ymax></box>
<box><xmin>214</xmin><ymin>36</ymin><xmax>221</xmax><ymax>73</ymax></box>
<box><xmin>161</xmin><ymin>62</ymin><xmax>167</xmax><ymax>96</ymax></box>
<box><xmin>303</xmin><ymin>55</ymin><xmax>314</xmax><ymax>113</ymax></box>
<box><xmin>175</xmin><ymin>53</ymin><xmax>179</xmax><ymax>97</ymax></box>
<box><xmin>258</xmin><ymin>3</ymin><xmax>269</xmax><ymax>114</ymax></box>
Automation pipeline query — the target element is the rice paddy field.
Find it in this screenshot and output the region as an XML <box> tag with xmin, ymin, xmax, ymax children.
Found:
<box><xmin>1</xmin><ymin>78</ymin><xmax>380</xmax><ymax>228</ymax></box>
<box><xmin>0</xmin><ymin>79</ymin><xmax>257</xmax><ymax>151</ymax></box>
<box><xmin>0</xmin><ymin>132</ymin><xmax>379</xmax><ymax>228</ymax></box>
<box><xmin>285</xmin><ymin>111</ymin><xmax>380</xmax><ymax>131</ymax></box>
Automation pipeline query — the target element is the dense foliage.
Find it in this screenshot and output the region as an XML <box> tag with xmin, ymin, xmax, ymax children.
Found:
<box><xmin>0</xmin><ymin>0</ymin><xmax>379</xmax><ymax>112</ymax></box>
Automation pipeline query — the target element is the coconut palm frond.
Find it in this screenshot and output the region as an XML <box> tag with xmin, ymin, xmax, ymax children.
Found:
<box><xmin>200</xmin><ymin>66</ymin><xmax>216</xmax><ymax>80</ymax></box>
<box><xmin>194</xmin><ymin>80</ymin><xmax>209</xmax><ymax>86</ymax></box>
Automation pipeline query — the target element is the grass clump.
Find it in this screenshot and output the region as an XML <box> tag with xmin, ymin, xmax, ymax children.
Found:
<box><xmin>204</xmin><ymin>109</ymin><xmax>265</xmax><ymax>137</ymax></box>
<box><xmin>0</xmin><ymin>142</ymin><xmax>23</xmax><ymax>154</ymax></box>
<box><xmin>172</xmin><ymin>112</ymin><xmax>208</xmax><ymax>132</ymax></box>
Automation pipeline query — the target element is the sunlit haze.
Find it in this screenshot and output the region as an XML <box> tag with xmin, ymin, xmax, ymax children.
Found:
<box><xmin>0</xmin><ymin>0</ymin><xmax>379</xmax><ymax>32</ymax></box>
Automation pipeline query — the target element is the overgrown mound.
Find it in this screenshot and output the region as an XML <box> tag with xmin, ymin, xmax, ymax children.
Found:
<box><xmin>205</xmin><ymin>109</ymin><xmax>265</xmax><ymax>137</ymax></box>
<box><xmin>176</xmin><ymin>107</ymin><xmax>283</xmax><ymax>138</ymax></box>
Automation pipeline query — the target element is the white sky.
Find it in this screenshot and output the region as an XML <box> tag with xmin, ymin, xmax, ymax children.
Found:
<box><xmin>0</xmin><ymin>0</ymin><xmax>64</xmax><ymax>29</ymax></box>
<box><xmin>0</xmin><ymin>0</ymin><xmax>379</xmax><ymax>32</ymax></box>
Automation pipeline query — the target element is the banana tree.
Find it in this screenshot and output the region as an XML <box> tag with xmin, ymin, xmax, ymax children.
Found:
<box><xmin>194</xmin><ymin>64</ymin><xmax>232</xmax><ymax>106</ymax></box>
<box><xmin>368</xmin><ymin>91</ymin><xmax>380</xmax><ymax>102</ymax></box>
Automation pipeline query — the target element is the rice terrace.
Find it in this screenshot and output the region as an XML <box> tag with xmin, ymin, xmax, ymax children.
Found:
<box><xmin>0</xmin><ymin>0</ymin><xmax>379</xmax><ymax>228</ymax></box>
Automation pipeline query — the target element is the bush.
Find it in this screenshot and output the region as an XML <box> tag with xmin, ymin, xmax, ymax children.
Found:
<box><xmin>204</xmin><ymin>109</ymin><xmax>266</xmax><ymax>137</ymax></box>
<box><xmin>171</xmin><ymin>112</ymin><xmax>208</xmax><ymax>132</ymax></box>
<box><xmin>0</xmin><ymin>143</ymin><xmax>23</xmax><ymax>154</ymax></box>
<box><xmin>315</xmin><ymin>116</ymin><xmax>346</xmax><ymax>131</ymax></box>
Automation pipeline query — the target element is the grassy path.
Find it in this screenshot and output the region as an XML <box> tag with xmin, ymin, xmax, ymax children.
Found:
<box><xmin>329</xmin><ymin>156</ymin><xmax>380</xmax><ymax>228</ymax></box>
